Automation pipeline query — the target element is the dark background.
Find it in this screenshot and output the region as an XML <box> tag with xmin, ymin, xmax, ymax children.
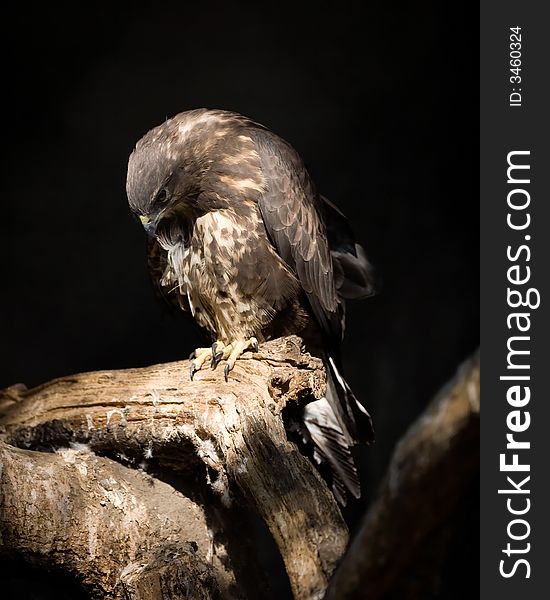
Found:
<box><xmin>1</xmin><ymin>1</ymin><xmax>479</xmax><ymax>597</ymax></box>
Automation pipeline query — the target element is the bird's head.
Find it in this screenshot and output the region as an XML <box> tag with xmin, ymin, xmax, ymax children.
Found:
<box><xmin>126</xmin><ymin>109</ymin><xmax>240</xmax><ymax>240</ymax></box>
<box><xmin>126</xmin><ymin>129</ymin><xmax>186</xmax><ymax>239</ymax></box>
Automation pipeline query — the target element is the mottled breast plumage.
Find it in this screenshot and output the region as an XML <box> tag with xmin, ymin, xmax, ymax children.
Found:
<box><xmin>158</xmin><ymin>202</ymin><xmax>302</xmax><ymax>342</ymax></box>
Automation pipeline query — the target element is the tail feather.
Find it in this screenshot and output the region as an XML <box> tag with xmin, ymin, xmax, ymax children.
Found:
<box><xmin>303</xmin><ymin>397</ymin><xmax>360</xmax><ymax>504</ymax></box>
<box><xmin>302</xmin><ymin>354</ymin><xmax>374</xmax><ymax>505</ymax></box>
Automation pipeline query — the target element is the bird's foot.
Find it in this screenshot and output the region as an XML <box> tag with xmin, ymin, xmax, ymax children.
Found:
<box><xmin>222</xmin><ymin>337</ymin><xmax>259</xmax><ymax>381</ymax></box>
<box><xmin>189</xmin><ymin>346</ymin><xmax>213</xmax><ymax>380</ymax></box>
<box><xmin>189</xmin><ymin>337</ymin><xmax>259</xmax><ymax>380</ymax></box>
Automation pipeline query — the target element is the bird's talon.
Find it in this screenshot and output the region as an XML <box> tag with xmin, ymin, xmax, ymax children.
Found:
<box><xmin>211</xmin><ymin>351</ymin><xmax>223</xmax><ymax>368</ymax></box>
<box><xmin>210</xmin><ymin>341</ymin><xmax>224</xmax><ymax>368</ymax></box>
<box><xmin>189</xmin><ymin>338</ymin><xmax>256</xmax><ymax>381</ymax></box>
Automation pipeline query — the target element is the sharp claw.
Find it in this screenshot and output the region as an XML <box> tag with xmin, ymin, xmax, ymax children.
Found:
<box><xmin>224</xmin><ymin>364</ymin><xmax>230</xmax><ymax>381</ymax></box>
<box><xmin>189</xmin><ymin>350</ymin><xmax>196</xmax><ymax>360</ymax></box>
<box><xmin>210</xmin><ymin>342</ymin><xmax>221</xmax><ymax>368</ymax></box>
<box><xmin>211</xmin><ymin>352</ymin><xmax>223</xmax><ymax>369</ymax></box>
<box><xmin>189</xmin><ymin>363</ymin><xmax>196</xmax><ymax>381</ymax></box>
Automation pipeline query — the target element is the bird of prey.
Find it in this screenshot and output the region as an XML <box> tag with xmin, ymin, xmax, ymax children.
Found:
<box><xmin>126</xmin><ymin>109</ymin><xmax>375</xmax><ymax>504</ymax></box>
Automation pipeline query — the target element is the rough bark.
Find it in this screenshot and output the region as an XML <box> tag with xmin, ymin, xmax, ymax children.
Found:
<box><xmin>0</xmin><ymin>441</ymin><xmax>223</xmax><ymax>599</ymax></box>
<box><xmin>0</xmin><ymin>336</ymin><xmax>348</xmax><ymax>600</ymax></box>
<box><xmin>0</xmin><ymin>338</ymin><xmax>480</xmax><ymax>600</ymax></box>
<box><xmin>324</xmin><ymin>352</ymin><xmax>480</xmax><ymax>600</ymax></box>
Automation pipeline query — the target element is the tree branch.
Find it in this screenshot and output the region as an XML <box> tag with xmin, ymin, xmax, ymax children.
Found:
<box><xmin>0</xmin><ymin>336</ymin><xmax>348</xmax><ymax>600</ymax></box>
<box><xmin>0</xmin><ymin>441</ymin><xmax>224</xmax><ymax>599</ymax></box>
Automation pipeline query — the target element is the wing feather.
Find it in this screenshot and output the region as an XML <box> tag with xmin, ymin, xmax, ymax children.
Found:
<box><xmin>251</xmin><ymin>129</ymin><xmax>342</xmax><ymax>342</ymax></box>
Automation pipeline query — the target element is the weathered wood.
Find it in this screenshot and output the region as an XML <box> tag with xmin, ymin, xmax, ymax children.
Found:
<box><xmin>0</xmin><ymin>441</ymin><xmax>224</xmax><ymax>599</ymax></box>
<box><xmin>1</xmin><ymin>336</ymin><xmax>479</xmax><ymax>599</ymax></box>
<box><xmin>0</xmin><ymin>336</ymin><xmax>348</xmax><ymax>600</ymax></box>
<box><xmin>324</xmin><ymin>352</ymin><xmax>480</xmax><ymax>600</ymax></box>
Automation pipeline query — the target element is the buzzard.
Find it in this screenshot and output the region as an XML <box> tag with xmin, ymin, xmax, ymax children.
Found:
<box><xmin>126</xmin><ymin>109</ymin><xmax>375</xmax><ymax>504</ymax></box>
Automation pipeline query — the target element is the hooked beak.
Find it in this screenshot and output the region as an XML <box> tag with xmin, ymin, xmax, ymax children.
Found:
<box><xmin>139</xmin><ymin>214</ymin><xmax>158</xmax><ymax>237</ymax></box>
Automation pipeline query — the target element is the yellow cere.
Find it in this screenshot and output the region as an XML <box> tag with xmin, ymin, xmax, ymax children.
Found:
<box><xmin>139</xmin><ymin>215</ymin><xmax>150</xmax><ymax>225</ymax></box>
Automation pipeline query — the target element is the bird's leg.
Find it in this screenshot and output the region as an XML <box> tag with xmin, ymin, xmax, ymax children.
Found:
<box><xmin>223</xmin><ymin>337</ymin><xmax>259</xmax><ymax>381</ymax></box>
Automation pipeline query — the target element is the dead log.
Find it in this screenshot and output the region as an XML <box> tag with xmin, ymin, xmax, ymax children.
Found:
<box><xmin>0</xmin><ymin>336</ymin><xmax>480</xmax><ymax>599</ymax></box>
<box><xmin>0</xmin><ymin>336</ymin><xmax>348</xmax><ymax>600</ymax></box>
<box><xmin>0</xmin><ymin>441</ymin><xmax>224</xmax><ymax>599</ymax></box>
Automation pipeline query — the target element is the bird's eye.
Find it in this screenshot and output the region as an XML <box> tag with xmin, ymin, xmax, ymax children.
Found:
<box><xmin>155</xmin><ymin>188</ymin><xmax>168</xmax><ymax>205</ymax></box>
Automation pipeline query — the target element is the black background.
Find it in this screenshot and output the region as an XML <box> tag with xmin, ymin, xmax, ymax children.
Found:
<box><xmin>1</xmin><ymin>1</ymin><xmax>479</xmax><ymax>597</ymax></box>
